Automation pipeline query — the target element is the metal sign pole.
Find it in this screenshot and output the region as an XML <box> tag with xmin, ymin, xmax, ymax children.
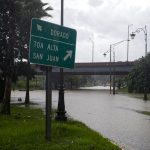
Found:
<box><xmin>45</xmin><ymin>66</ymin><xmax>52</xmax><ymax>140</ymax></box>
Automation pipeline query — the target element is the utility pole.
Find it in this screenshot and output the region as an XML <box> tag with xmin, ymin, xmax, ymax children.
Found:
<box><xmin>130</xmin><ymin>25</ymin><xmax>148</xmax><ymax>100</ymax></box>
<box><xmin>127</xmin><ymin>24</ymin><xmax>132</xmax><ymax>62</ymax></box>
<box><xmin>109</xmin><ymin>45</ymin><xmax>112</xmax><ymax>94</ymax></box>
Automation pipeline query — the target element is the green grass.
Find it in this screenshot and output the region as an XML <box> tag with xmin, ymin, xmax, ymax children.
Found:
<box><xmin>117</xmin><ymin>87</ymin><xmax>128</xmax><ymax>93</ymax></box>
<box><xmin>12</xmin><ymin>76</ymin><xmax>45</xmax><ymax>90</ymax></box>
<box><xmin>128</xmin><ymin>93</ymin><xmax>150</xmax><ymax>100</ymax></box>
<box><xmin>118</xmin><ymin>87</ymin><xmax>150</xmax><ymax>100</ymax></box>
<box><xmin>136</xmin><ymin>110</ymin><xmax>150</xmax><ymax>116</ymax></box>
<box><xmin>0</xmin><ymin>105</ymin><xmax>121</xmax><ymax>150</ymax></box>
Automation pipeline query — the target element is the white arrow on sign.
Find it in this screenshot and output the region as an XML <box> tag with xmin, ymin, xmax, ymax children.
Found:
<box><xmin>37</xmin><ymin>24</ymin><xmax>42</xmax><ymax>31</ymax></box>
<box><xmin>64</xmin><ymin>50</ymin><xmax>73</xmax><ymax>61</ymax></box>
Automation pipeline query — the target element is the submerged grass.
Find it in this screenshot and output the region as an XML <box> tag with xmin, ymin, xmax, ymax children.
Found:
<box><xmin>0</xmin><ymin>105</ymin><xmax>121</xmax><ymax>150</ymax></box>
<box><xmin>136</xmin><ymin>110</ymin><xmax>150</xmax><ymax>116</ymax></box>
<box><xmin>118</xmin><ymin>87</ymin><xmax>150</xmax><ymax>100</ymax></box>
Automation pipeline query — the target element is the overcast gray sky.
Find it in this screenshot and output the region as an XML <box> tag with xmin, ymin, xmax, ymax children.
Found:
<box><xmin>42</xmin><ymin>0</ymin><xmax>150</xmax><ymax>62</ymax></box>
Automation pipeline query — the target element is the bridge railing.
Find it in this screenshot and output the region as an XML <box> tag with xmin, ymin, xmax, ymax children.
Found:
<box><xmin>51</xmin><ymin>61</ymin><xmax>135</xmax><ymax>75</ymax></box>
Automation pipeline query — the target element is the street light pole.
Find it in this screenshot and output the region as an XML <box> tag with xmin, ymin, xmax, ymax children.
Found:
<box><xmin>112</xmin><ymin>50</ymin><xmax>115</xmax><ymax>95</ymax></box>
<box><xmin>130</xmin><ymin>25</ymin><xmax>148</xmax><ymax>100</ymax></box>
<box><xmin>127</xmin><ymin>24</ymin><xmax>133</xmax><ymax>62</ymax></box>
<box><xmin>103</xmin><ymin>45</ymin><xmax>112</xmax><ymax>94</ymax></box>
<box><xmin>103</xmin><ymin>40</ymin><xmax>127</xmax><ymax>95</ymax></box>
<box><xmin>55</xmin><ymin>0</ymin><xmax>67</xmax><ymax>121</ymax></box>
<box><xmin>144</xmin><ymin>26</ymin><xmax>148</xmax><ymax>100</ymax></box>
<box><xmin>90</xmin><ymin>38</ymin><xmax>94</xmax><ymax>62</ymax></box>
<box><xmin>109</xmin><ymin>45</ymin><xmax>112</xmax><ymax>94</ymax></box>
<box><xmin>145</xmin><ymin>26</ymin><xmax>147</xmax><ymax>56</ymax></box>
<box><xmin>112</xmin><ymin>40</ymin><xmax>128</xmax><ymax>95</ymax></box>
<box><xmin>130</xmin><ymin>26</ymin><xmax>147</xmax><ymax>55</ymax></box>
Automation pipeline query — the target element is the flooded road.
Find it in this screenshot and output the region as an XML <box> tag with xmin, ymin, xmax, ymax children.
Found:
<box><xmin>11</xmin><ymin>89</ymin><xmax>150</xmax><ymax>150</ymax></box>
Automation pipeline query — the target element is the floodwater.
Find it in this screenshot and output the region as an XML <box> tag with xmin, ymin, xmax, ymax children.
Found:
<box><xmin>11</xmin><ymin>88</ymin><xmax>150</xmax><ymax>150</ymax></box>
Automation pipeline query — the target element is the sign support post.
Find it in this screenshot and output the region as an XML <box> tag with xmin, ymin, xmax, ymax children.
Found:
<box><xmin>45</xmin><ymin>66</ymin><xmax>52</xmax><ymax>140</ymax></box>
<box><xmin>29</xmin><ymin>17</ymin><xmax>77</xmax><ymax>140</ymax></box>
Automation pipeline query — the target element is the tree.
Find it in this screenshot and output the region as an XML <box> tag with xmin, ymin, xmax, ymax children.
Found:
<box><xmin>127</xmin><ymin>53</ymin><xmax>150</xmax><ymax>94</ymax></box>
<box><xmin>0</xmin><ymin>0</ymin><xmax>21</xmax><ymax>114</ymax></box>
<box><xmin>0</xmin><ymin>77</ymin><xmax>5</xmax><ymax>103</ymax></box>
<box><xmin>17</xmin><ymin>0</ymin><xmax>52</xmax><ymax>104</ymax></box>
<box><xmin>0</xmin><ymin>0</ymin><xmax>52</xmax><ymax>114</ymax></box>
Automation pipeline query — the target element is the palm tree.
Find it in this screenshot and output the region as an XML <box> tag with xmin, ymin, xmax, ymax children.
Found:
<box><xmin>0</xmin><ymin>0</ymin><xmax>21</xmax><ymax>114</ymax></box>
<box><xmin>0</xmin><ymin>0</ymin><xmax>52</xmax><ymax>114</ymax></box>
<box><xmin>18</xmin><ymin>0</ymin><xmax>52</xmax><ymax>104</ymax></box>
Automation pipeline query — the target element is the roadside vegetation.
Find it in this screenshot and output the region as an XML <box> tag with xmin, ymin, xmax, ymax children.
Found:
<box><xmin>0</xmin><ymin>105</ymin><xmax>121</xmax><ymax>150</ymax></box>
<box><xmin>0</xmin><ymin>0</ymin><xmax>53</xmax><ymax>114</ymax></box>
<box><xmin>116</xmin><ymin>54</ymin><xmax>150</xmax><ymax>100</ymax></box>
<box><xmin>127</xmin><ymin>54</ymin><xmax>150</xmax><ymax>95</ymax></box>
<box><xmin>12</xmin><ymin>75</ymin><xmax>45</xmax><ymax>91</ymax></box>
<box><xmin>118</xmin><ymin>87</ymin><xmax>150</xmax><ymax>100</ymax></box>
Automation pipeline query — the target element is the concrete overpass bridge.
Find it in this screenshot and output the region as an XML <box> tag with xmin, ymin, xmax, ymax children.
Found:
<box><xmin>52</xmin><ymin>61</ymin><xmax>135</xmax><ymax>75</ymax></box>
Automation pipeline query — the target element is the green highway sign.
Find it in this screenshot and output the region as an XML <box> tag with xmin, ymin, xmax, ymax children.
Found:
<box><xmin>29</xmin><ymin>18</ymin><xmax>77</xmax><ymax>68</ymax></box>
